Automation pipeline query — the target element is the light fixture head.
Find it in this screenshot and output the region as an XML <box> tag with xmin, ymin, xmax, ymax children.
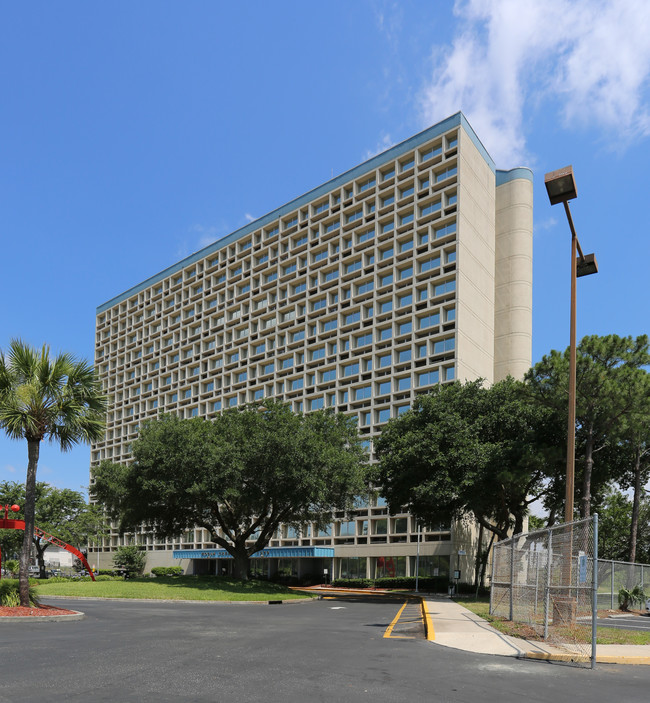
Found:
<box><xmin>576</xmin><ymin>253</ymin><xmax>598</xmax><ymax>277</ymax></box>
<box><xmin>545</xmin><ymin>165</ymin><xmax>577</xmax><ymax>205</ymax></box>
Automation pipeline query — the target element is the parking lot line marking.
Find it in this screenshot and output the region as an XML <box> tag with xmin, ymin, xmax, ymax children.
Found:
<box><xmin>384</xmin><ymin>600</ymin><xmax>408</xmax><ymax>638</ymax></box>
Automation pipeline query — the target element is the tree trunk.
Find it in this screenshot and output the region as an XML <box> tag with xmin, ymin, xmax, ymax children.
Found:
<box><xmin>232</xmin><ymin>547</ymin><xmax>250</xmax><ymax>581</ymax></box>
<box><xmin>473</xmin><ymin>523</ymin><xmax>484</xmax><ymax>585</ymax></box>
<box><xmin>629</xmin><ymin>446</ymin><xmax>642</xmax><ymax>563</ymax></box>
<box><xmin>19</xmin><ymin>439</ymin><xmax>40</xmax><ymax>606</ymax></box>
<box><xmin>581</xmin><ymin>432</ymin><xmax>594</xmax><ymax>518</ymax></box>
<box><xmin>480</xmin><ymin>533</ymin><xmax>496</xmax><ymax>588</ymax></box>
<box><xmin>35</xmin><ymin>540</ymin><xmax>48</xmax><ymax>579</ymax></box>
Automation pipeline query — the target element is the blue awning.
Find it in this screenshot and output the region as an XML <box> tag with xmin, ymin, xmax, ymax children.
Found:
<box><xmin>173</xmin><ymin>547</ymin><xmax>334</xmax><ymax>560</ymax></box>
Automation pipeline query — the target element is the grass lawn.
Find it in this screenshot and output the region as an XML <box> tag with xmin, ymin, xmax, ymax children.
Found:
<box><xmin>34</xmin><ymin>576</ymin><xmax>313</xmax><ymax>602</ymax></box>
<box><xmin>454</xmin><ymin>596</ymin><xmax>650</xmax><ymax>646</ymax></box>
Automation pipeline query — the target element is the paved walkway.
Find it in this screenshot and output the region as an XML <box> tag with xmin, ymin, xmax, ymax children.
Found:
<box><xmin>424</xmin><ymin>596</ymin><xmax>650</xmax><ymax>665</ymax></box>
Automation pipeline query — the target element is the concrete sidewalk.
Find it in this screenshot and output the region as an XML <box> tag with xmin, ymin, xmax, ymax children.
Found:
<box><xmin>424</xmin><ymin>596</ymin><xmax>650</xmax><ymax>665</ymax></box>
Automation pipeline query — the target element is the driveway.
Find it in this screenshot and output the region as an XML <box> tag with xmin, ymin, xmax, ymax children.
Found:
<box><xmin>0</xmin><ymin>597</ymin><xmax>649</xmax><ymax>703</ymax></box>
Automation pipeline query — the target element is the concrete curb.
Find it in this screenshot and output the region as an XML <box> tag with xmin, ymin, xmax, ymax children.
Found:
<box><xmin>521</xmin><ymin>651</ymin><xmax>650</xmax><ymax>666</ymax></box>
<box><xmin>41</xmin><ymin>594</ymin><xmax>314</xmax><ymax>605</ymax></box>
<box><xmin>0</xmin><ymin>609</ymin><xmax>85</xmax><ymax>622</ymax></box>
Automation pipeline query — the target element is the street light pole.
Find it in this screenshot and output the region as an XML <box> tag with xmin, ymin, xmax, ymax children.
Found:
<box><xmin>544</xmin><ymin>166</ymin><xmax>598</xmax><ymax>524</ymax></box>
<box><xmin>566</xmin><ymin>200</ymin><xmax>578</xmax><ymax>525</ymax></box>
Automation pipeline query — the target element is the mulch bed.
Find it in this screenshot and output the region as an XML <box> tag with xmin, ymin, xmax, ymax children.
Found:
<box><xmin>0</xmin><ymin>604</ymin><xmax>76</xmax><ymax>617</ymax></box>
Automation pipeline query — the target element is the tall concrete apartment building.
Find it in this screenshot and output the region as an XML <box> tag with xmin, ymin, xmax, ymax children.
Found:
<box><xmin>91</xmin><ymin>112</ymin><xmax>532</xmax><ymax>582</ymax></box>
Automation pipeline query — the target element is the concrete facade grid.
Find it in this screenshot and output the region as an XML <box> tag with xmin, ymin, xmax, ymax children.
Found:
<box><xmin>91</xmin><ymin>114</ymin><xmax>532</xmax><ymax>580</ymax></box>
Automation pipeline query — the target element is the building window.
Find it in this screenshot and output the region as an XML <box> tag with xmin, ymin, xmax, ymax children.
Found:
<box><xmin>418</xmin><ymin>313</ymin><xmax>440</xmax><ymax>329</ymax></box>
<box><xmin>420</xmin><ymin>256</ymin><xmax>441</xmax><ymax>273</ymax></box>
<box><xmin>396</xmin><ymin>377</ymin><xmax>411</xmax><ymax>391</ymax></box>
<box><xmin>309</xmin><ymin>397</ymin><xmax>324</xmax><ymax>411</ymax></box>
<box><xmin>376</xmin><ymin>408</ymin><xmax>390</xmax><ymax>423</ymax></box>
<box><xmin>417</xmin><ymin>370</ymin><xmax>439</xmax><ymax>387</ymax></box>
<box><xmin>354</xmin><ymin>385</ymin><xmax>371</xmax><ymax>401</ymax></box>
<box><xmin>434</xmin><ymin>222</ymin><xmax>457</xmax><ymax>240</ymax></box>
<box><xmin>434</xmin><ymin>280</ymin><xmax>456</xmax><ymax>296</ymax></box>
<box><xmin>398</xmin><ymin>349</ymin><xmax>411</xmax><ymax>363</ymax></box>
<box><xmin>377</xmin><ymin>381</ymin><xmax>391</xmax><ymax>396</ymax></box>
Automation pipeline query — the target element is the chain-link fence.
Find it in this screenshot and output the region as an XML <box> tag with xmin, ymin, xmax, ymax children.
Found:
<box><xmin>490</xmin><ymin>516</ymin><xmax>598</xmax><ymax>668</ymax></box>
<box><xmin>597</xmin><ymin>559</ymin><xmax>649</xmax><ymax>610</ymax></box>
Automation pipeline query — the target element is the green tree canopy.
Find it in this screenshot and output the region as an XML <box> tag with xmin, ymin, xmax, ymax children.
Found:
<box><xmin>525</xmin><ymin>334</ymin><xmax>650</xmax><ymax>520</ymax></box>
<box><xmin>597</xmin><ymin>489</ymin><xmax>650</xmax><ymax>563</ymax></box>
<box><xmin>91</xmin><ymin>401</ymin><xmax>367</xmax><ymax>579</ymax></box>
<box><xmin>0</xmin><ymin>340</ymin><xmax>107</xmax><ymax>604</ymax></box>
<box><xmin>0</xmin><ymin>481</ymin><xmax>106</xmax><ymax>577</ymax></box>
<box><xmin>375</xmin><ymin>378</ymin><xmax>563</xmax><ymax>542</ymax></box>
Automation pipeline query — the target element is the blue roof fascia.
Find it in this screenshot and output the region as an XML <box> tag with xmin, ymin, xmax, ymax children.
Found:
<box><xmin>97</xmin><ymin>112</ymin><xmax>496</xmax><ymax>314</ymax></box>
<box><xmin>173</xmin><ymin>547</ymin><xmax>335</xmax><ymax>560</ymax></box>
<box><xmin>496</xmin><ymin>167</ymin><xmax>533</xmax><ymax>186</ymax></box>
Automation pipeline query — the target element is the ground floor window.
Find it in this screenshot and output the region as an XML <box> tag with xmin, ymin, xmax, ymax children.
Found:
<box><xmin>249</xmin><ymin>558</ymin><xmax>269</xmax><ymax>579</ymax></box>
<box><xmin>412</xmin><ymin>555</ymin><xmax>450</xmax><ymax>578</ymax></box>
<box><xmin>338</xmin><ymin>557</ymin><xmax>366</xmax><ymax>579</ymax></box>
<box><xmin>277</xmin><ymin>558</ymin><xmax>299</xmax><ymax>577</ymax></box>
<box><xmin>372</xmin><ymin>556</ymin><xmax>406</xmax><ymax>579</ymax></box>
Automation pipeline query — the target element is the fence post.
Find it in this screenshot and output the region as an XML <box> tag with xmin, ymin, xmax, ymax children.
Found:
<box><xmin>509</xmin><ymin>537</ymin><xmax>515</xmax><ymax>621</ymax></box>
<box><xmin>592</xmin><ymin>514</ymin><xmax>598</xmax><ymax>670</ymax></box>
<box><xmin>611</xmin><ymin>560</ymin><xmax>614</xmax><ymax>611</ymax></box>
<box><xmin>544</xmin><ymin>528</ymin><xmax>552</xmax><ymax>640</ymax></box>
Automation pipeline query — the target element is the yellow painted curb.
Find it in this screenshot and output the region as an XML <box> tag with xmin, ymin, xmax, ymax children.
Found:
<box><xmin>522</xmin><ymin>652</ymin><xmax>590</xmax><ymax>664</ymax></box>
<box><xmin>593</xmin><ymin>656</ymin><xmax>650</xmax><ymax>666</ymax></box>
<box><xmin>421</xmin><ymin>598</ymin><xmax>435</xmax><ymax>641</ymax></box>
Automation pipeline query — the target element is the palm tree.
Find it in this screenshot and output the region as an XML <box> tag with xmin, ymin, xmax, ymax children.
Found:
<box><xmin>0</xmin><ymin>340</ymin><xmax>108</xmax><ymax>605</ymax></box>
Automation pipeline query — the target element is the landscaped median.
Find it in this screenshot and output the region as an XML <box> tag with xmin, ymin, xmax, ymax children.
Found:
<box><xmin>33</xmin><ymin>575</ymin><xmax>315</xmax><ymax>603</ymax></box>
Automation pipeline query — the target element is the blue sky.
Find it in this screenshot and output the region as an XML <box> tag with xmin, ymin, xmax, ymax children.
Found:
<box><xmin>1</xmin><ymin>0</ymin><xmax>649</xmax><ymax>492</ymax></box>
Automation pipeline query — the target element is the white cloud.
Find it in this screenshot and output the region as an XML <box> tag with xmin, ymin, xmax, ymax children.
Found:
<box><xmin>2</xmin><ymin>464</ymin><xmax>17</xmax><ymax>474</ymax></box>
<box><xmin>419</xmin><ymin>0</ymin><xmax>650</xmax><ymax>166</ymax></box>
<box><xmin>532</xmin><ymin>216</ymin><xmax>558</xmax><ymax>238</ymax></box>
<box><xmin>363</xmin><ymin>133</ymin><xmax>395</xmax><ymax>161</ymax></box>
<box><xmin>244</xmin><ymin>213</ymin><xmax>256</xmax><ymax>223</ymax></box>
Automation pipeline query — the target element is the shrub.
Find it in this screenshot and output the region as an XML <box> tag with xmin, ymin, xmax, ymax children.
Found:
<box><xmin>619</xmin><ymin>585</ymin><xmax>646</xmax><ymax>611</ymax></box>
<box><xmin>332</xmin><ymin>578</ymin><xmax>375</xmax><ymax>589</ymax></box>
<box><xmin>332</xmin><ymin>576</ymin><xmax>452</xmax><ymax>592</ymax></box>
<box><xmin>151</xmin><ymin>566</ymin><xmax>184</xmax><ymax>577</ymax></box>
<box><xmin>0</xmin><ymin>579</ymin><xmax>40</xmax><ymax>607</ymax></box>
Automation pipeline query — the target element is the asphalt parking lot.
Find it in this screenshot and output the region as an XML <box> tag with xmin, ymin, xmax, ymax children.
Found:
<box><xmin>1</xmin><ymin>597</ymin><xmax>650</xmax><ymax>703</ymax></box>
